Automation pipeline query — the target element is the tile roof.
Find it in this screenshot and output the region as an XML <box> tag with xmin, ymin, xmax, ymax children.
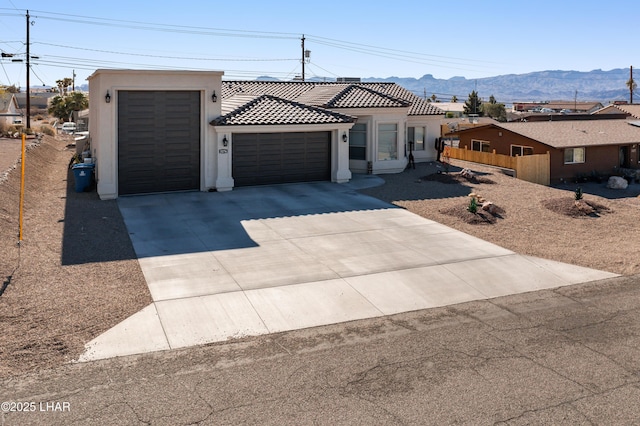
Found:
<box><xmin>220</xmin><ymin>81</ymin><xmax>444</xmax><ymax>117</ymax></box>
<box><xmin>324</xmin><ymin>85</ymin><xmax>411</xmax><ymax>109</ymax></box>
<box><xmin>211</xmin><ymin>94</ymin><xmax>355</xmax><ymax>126</ymax></box>
<box><xmin>474</xmin><ymin>119</ymin><xmax>640</xmax><ymax>148</ymax></box>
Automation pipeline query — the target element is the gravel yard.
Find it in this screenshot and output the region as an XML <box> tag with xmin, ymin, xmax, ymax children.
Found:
<box><xmin>1</xmin><ymin>137</ymin><xmax>639</xmax><ymax>378</ymax></box>
<box><xmin>361</xmin><ymin>161</ymin><xmax>640</xmax><ymax>276</ymax></box>
<box><xmin>0</xmin><ymin>136</ymin><xmax>151</xmax><ymax>378</ymax></box>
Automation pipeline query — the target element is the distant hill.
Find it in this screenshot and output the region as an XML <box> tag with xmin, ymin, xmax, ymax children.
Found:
<box><xmin>362</xmin><ymin>68</ymin><xmax>633</xmax><ymax>104</ymax></box>
<box><xmin>75</xmin><ymin>68</ymin><xmax>633</xmax><ymax>105</ymax></box>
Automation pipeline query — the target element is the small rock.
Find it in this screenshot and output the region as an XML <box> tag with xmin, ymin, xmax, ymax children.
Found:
<box><xmin>607</xmin><ymin>176</ymin><xmax>628</xmax><ymax>189</ymax></box>
<box><xmin>482</xmin><ymin>201</ymin><xmax>497</xmax><ymax>214</ymax></box>
<box><xmin>459</xmin><ymin>168</ymin><xmax>476</xmax><ymax>179</ymax></box>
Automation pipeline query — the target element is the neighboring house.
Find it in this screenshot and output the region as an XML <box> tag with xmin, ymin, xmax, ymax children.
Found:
<box><xmin>14</xmin><ymin>92</ymin><xmax>58</xmax><ymax>110</ymax></box>
<box><xmin>450</xmin><ymin>119</ymin><xmax>640</xmax><ymax>183</ymax></box>
<box><xmin>0</xmin><ymin>93</ymin><xmax>22</xmax><ymax>128</ymax></box>
<box><xmin>512</xmin><ymin>101</ymin><xmax>603</xmax><ymax>114</ymax></box>
<box><xmin>432</xmin><ymin>102</ymin><xmax>465</xmax><ymax>118</ymax></box>
<box><xmin>593</xmin><ymin>103</ymin><xmax>640</xmax><ymax>119</ymax></box>
<box><xmin>440</xmin><ymin>116</ymin><xmax>498</xmax><ymax>147</ymax></box>
<box><xmin>88</xmin><ymin>70</ymin><xmax>444</xmax><ymax>200</ymax></box>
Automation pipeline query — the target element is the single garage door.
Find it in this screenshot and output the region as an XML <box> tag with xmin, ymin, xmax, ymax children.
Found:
<box><xmin>118</xmin><ymin>91</ymin><xmax>200</xmax><ymax>195</ymax></box>
<box><xmin>232</xmin><ymin>132</ymin><xmax>331</xmax><ymax>186</ymax></box>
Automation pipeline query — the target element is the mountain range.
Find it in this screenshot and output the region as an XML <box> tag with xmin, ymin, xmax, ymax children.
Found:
<box><xmin>359</xmin><ymin>68</ymin><xmax>633</xmax><ymax>104</ymax></box>
<box><xmin>71</xmin><ymin>68</ymin><xmax>633</xmax><ymax>105</ymax></box>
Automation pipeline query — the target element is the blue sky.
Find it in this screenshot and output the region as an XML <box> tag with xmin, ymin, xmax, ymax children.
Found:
<box><xmin>1</xmin><ymin>0</ymin><xmax>637</xmax><ymax>88</ymax></box>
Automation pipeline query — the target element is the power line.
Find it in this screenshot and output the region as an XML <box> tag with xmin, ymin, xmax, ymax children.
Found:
<box><xmin>34</xmin><ymin>42</ymin><xmax>298</xmax><ymax>63</ymax></box>
<box><xmin>3</xmin><ymin>8</ymin><xmax>507</xmax><ymax>76</ymax></box>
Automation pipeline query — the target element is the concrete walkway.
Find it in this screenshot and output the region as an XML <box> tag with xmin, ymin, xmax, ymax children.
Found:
<box><xmin>78</xmin><ymin>176</ymin><xmax>618</xmax><ymax>361</ymax></box>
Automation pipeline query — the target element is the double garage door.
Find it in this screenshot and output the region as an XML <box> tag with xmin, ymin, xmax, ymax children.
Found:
<box><xmin>118</xmin><ymin>91</ymin><xmax>201</xmax><ymax>196</ymax></box>
<box><xmin>232</xmin><ymin>132</ymin><xmax>331</xmax><ymax>187</ymax></box>
<box><xmin>117</xmin><ymin>92</ymin><xmax>330</xmax><ymax>194</ymax></box>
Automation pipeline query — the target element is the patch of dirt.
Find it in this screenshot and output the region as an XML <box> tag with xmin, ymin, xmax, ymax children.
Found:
<box><xmin>421</xmin><ymin>172</ymin><xmax>496</xmax><ymax>185</ymax></box>
<box><xmin>0</xmin><ymin>135</ymin><xmax>152</xmax><ymax>378</ymax></box>
<box><xmin>360</xmin><ymin>159</ymin><xmax>640</xmax><ymax>276</ymax></box>
<box><xmin>542</xmin><ymin>198</ymin><xmax>612</xmax><ymax>217</ymax></box>
<box><xmin>440</xmin><ymin>203</ymin><xmax>505</xmax><ymax>224</ymax></box>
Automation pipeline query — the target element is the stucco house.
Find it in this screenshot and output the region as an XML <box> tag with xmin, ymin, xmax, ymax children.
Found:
<box><xmin>88</xmin><ymin>69</ymin><xmax>444</xmax><ymax>199</ymax></box>
<box><xmin>451</xmin><ymin>118</ymin><xmax>640</xmax><ymax>183</ymax></box>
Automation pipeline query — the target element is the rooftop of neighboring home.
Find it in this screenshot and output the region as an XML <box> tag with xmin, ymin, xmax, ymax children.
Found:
<box><xmin>593</xmin><ymin>103</ymin><xmax>640</xmax><ymax>119</ymax></box>
<box><xmin>456</xmin><ymin>119</ymin><xmax>640</xmax><ymax>148</ymax></box>
<box><xmin>0</xmin><ymin>93</ymin><xmax>17</xmax><ymax>113</ymax></box>
<box><xmin>513</xmin><ymin>100</ymin><xmax>604</xmax><ymax>112</ymax></box>
<box><xmin>217</xmin><ymin>81</ymin><xmax>444</xmax><ymax>125</ymax></box>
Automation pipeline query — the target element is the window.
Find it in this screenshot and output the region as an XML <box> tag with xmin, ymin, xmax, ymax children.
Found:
<box><xmin>349</xmin><ymin>123</ymin><xmax>367</xmax><ymax>160</ymax></box>
<box><xmin>511</xmin><ymin>145</ymin><xmax>534</xmax><ymax>156</ymax></box>
<box><xmin>378</xmin><ymin>123</ymin><xmax>398</xmax><ymax>160</ymax></box>
<box><xmin>471</xmin><ymin>139</ymin><xmax>490</xmax><ymax>152</ymax></box>
<box><xmin>564</xmin><ymin>147</ymin><xmax>585</xmax><ymax>164</ymax></box>
<box><xmin>408</xmin><ymin>126</ymin><xmax>426</xmax><ymax>151</ymax></box>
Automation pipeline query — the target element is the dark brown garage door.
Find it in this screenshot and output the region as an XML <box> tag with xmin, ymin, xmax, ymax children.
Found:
<box><xmin>232</xmin><ymin>132</ymin><xmax>331</xmax><ymax>186</ymax></box>
<box><xmin>118</xmin><ymin>91</ymin><xmax>200</xmax><ymax>195</ymax></box>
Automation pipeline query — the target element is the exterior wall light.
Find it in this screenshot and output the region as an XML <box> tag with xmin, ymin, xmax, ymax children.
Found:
<box><xmin>212</xmin><ymin>91</ymin><xmax>218</xmax><ymax>103</ymax></box>
<box><xmin>105</xmin><ymin>91</ymin><xmax>111</xmax><ymax>103</ymax></box>
<box><xmin>222</xmin><ymin>135</ymin><xmax>228</xmax><ymax>147</ymax></box>
<box><xmin>342</xmin><ymin>132</ymin><xmax>348</xmax><ymax>143</ymax></box>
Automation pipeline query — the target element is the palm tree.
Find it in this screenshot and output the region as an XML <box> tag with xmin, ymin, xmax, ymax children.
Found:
<box><xmin>627</xmin><ymin>76</ymin><xmax>636</xmax><ymax>103</ymax></box>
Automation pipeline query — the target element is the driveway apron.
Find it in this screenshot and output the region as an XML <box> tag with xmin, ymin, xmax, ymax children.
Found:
<box><xmin>79</xmin><ymin>177</ymin><xmax>618</xmax><ymax>361</ymax></box>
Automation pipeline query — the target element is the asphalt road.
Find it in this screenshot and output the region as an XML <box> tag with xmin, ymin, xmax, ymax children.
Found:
<box><xmin>2</xmin><ymin>274</ymin><xmax>639</xmax><ymax>425</ymax></box>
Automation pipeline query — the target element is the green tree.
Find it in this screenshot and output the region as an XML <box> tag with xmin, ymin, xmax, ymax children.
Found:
<box><xmin>482</xmin><ymin>95</ymin><xmax>507</xmax><ymax>122</ymax></box>
<box><xmin>451</xmin><ymin>95</ymin><xmax>458</xmax><ymax>103</ymax></box>
<box><xmin>56</xmin><ymin>77</ymin><xmax>74</xmax><ymax>95</ymax></box>
<box><xmin>0</xmin><ymin>85</ymin><xmax>19</xmax><ymax>93</ymax></box>
<box><xmin>482</xmin><ymin>103</ymin><xmax>507</xmax><ymax>122</ymax></box>
<box><xmin>48</xmin><ymin>92</ymin><xmax>88</xmax><ymax>121</ymax></box>
<box><xmin>430</xmin><ymin>93</ymin><xmax>437</xmax><ymax>103</ymax></box>
<box><xmin>463</xmin><ymin>90</ymin><xmax>482</xmax><ymax>116</ymax></box>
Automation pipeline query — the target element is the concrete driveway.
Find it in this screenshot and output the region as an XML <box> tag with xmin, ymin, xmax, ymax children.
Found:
<box><xmin>79</xmin><ymin>176</ymin><xmax>617</xmax><ymax>361</ymax></box>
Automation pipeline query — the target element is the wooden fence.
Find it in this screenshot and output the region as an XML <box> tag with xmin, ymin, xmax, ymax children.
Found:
<box><xmin>444</xmin><ymin>147</ymin><xmax>550</xmax><ymax>185</ymax></box>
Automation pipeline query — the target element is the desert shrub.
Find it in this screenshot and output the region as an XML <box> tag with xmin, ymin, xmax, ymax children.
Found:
<box><xmin>40</xmin><ymin>125</ymin><xmax>55</xmax><ymax>136</ymax></box>
<box><xmin>467</xmin><ymin>197</ymin><xmax>478</xmax><ymax>213</ymax></box>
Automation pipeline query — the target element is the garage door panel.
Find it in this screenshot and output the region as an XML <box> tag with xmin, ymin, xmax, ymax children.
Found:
<box><xmin>232</xmin><ymin>131</ymin><xmax>330</xmax><ymax>186</ymax></box>
<box><xmin>118</xmin><ymin>90</ymin><xmax>200</xmax><ymax>195</ymax></box>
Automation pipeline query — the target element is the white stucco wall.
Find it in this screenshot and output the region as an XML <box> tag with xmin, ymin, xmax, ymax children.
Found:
<box><xmin>338</xmin><ymin>107</ymin><xmax>411</xmax><ymax>174</ymax></box>
<box><xmin>87</xmin><ymin>69</ymin><xmax>223</xmax><ymax>199</ymax></box>
<box><xmin>407</xmin><ymin>115</ymin><xmax>442</xmax><ymax>163</ymax></box>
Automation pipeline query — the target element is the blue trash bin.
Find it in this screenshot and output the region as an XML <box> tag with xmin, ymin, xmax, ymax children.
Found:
<box><xmin>72</xmin><ymin>163</ymin><xmax>94</xmax><ymax>192</ymax></box>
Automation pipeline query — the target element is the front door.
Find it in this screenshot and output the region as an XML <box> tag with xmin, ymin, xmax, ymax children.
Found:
<box><xmin>619</xmin><ymin>146</ymin><xmax>630</xmax><ymax>168</ymax></box>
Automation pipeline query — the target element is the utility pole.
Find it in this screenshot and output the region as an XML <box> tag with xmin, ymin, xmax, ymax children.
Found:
<box><xmin>26</xmin><ymin>10</ymin><xmax>31</xmax><ymax>129</ymax></box>
<box><xmin>631</xmin><ymin>66</ymin><xmax>634</xmax><ymax>104</ymax></box>
<box><xmin>301</xmin><ymin>35</ymin><xmax>305</xmax><ymax>82</ymax></box>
